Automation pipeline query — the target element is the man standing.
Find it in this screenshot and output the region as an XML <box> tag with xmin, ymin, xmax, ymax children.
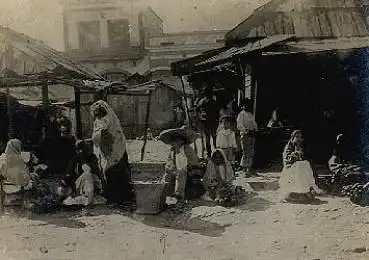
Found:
<box><xmin>237</xmin><ymin>99</ymin><xmax>258</xmax><ymax>176</ymax></box>
<box><xmin>196</xmin><ymin>87</ymin><xmax>218</xmax><ymax>158</ymax></box>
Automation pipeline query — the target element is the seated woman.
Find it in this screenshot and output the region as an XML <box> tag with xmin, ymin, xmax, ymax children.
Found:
<box><xmin>279</xmin><ymin>130</ymin><xmax>319</xmax><ymax>202</ymax></box>
<box><xmin>328</xmin><ymin>134</ymin><xmax>368</xmax><ymax>194</ymax></box>
<box><xmin>57</xmin><ymin>140</ymin><xmax>106</xmax><ymax>207</ymax></box>
<box><xmin>40</xmin><ymin>116</ymin><xmax>76</xmax><ymax>175</ymax></box>
<box><xmin>267</xmin><ymin>108</ymin><xmax>283</xmax><ymax>128</ymax></box>
<box><xmin>203</xmin><ymin>149</ymin><xmax>234</xmax><ymax>204</ymax></box>
<box><xmin>160</xmin><ymin>126</ymin><xmax>204</xmax><ymax>200</ymax></box>
<box><xmin>0</xmin><ymin>139</ymin><xmax>57</xmax><ymax>212</ymax></box>
<box><xmin>0</xmin><ymin>139</ymin><xmax>37</xmax><ymax>192</ymax></box>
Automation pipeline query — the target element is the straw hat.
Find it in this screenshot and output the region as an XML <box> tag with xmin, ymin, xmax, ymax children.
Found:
<box><xmin>159</xmin><ymin>126</ymin><xmax>200</xmax><ymax>145</ymax></box>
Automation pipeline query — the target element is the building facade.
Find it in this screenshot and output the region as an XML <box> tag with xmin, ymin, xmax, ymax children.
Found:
<box><xmin>60</xmin><ymin>1</ymin><xmax>228</xmax><ymax>136</ymax></box>
<box><xmin>61</xmin><ymin>0</ymin><xmax>163</xmax><ymax>76</ymax></box>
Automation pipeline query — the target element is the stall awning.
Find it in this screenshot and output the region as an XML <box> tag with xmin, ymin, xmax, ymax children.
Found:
<box><xmin>171</xmin><ymin>35</ymin><xmax>295</xmax><ymax>76</ymax></box>
<box><xmin>170</xmin><ymin>47</ymin><xmax>227</xmax><ymax>76</ymax></box>
<box><xmin>0</xmin><ymin>26</ymin><xmax>102</xmax><ymax>80</ymax></box>
<box><xmin>263</xmin><ymin>36</ymin><xmax>369</xmax><ymax>55</ymax></box>
<box><xmin>197</xmin><ymin>34</ymin><xmax>295</xmax><ymax>67</ymax></box>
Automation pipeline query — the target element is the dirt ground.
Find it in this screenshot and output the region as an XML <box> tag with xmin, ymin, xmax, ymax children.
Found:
<box><xmin>1</xmin><ymin>140</ymin><xmax>369</xmax><ymax>260</ymax></box>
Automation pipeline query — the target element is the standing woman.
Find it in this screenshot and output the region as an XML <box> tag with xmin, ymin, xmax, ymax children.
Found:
<box><xmin>90</xmin><ymin>100</ymin><xmax>134</xmax><ymax>206</ymax></box>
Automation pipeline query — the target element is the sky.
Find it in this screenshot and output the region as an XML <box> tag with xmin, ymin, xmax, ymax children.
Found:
<box><xmin>0</xmin><ymin>0</ymin><xmax>267</xmax><ymax>50</ymax></box>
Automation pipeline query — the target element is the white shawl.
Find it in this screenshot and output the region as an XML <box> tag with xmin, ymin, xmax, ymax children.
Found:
<box><xmin>91</xmin><ymin>100</ymin><xmax>127</xmax><ymax>175</ymax></box>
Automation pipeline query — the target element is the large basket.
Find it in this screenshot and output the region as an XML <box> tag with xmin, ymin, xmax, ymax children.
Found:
<box><xmin>133</xmin><ymin>181</ymin><xmax>167</xmax><ymax>215</ymax></box>
<box><xmin>130</xmin><ymin>162</ymin><xmax>166</xmax><ymax>182</ymax></box>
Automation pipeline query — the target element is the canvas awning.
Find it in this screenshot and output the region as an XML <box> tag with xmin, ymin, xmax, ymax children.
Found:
<box><xmin>262</xmin><ymin>36</ymin><xmax>369</xmax><ymax>55</ymax></box>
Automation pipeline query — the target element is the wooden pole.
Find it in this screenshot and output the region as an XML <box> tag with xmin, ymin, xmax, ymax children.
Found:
<box><xmin>180</xmin><ymin>76</ymin><xmax>198</xmax><ymax>153</ymax></box>
<box><xmin>140</xmin><ymin>90</ymin><xmax>152</xmax><ymax>161</ymax></box>
<box><xmin>0</xmin><ymin>176</ymin><xmax>4</xmax><ymax>213</ymax></box>
<box><xmin>42</xmin><ymin>82</ymin><xmax>49</xmax><ymax>109</ymax></box>
<box><xmin>74</xmin><ymin>87</ymin><xmax>83</xmax><ymax>139</ymax></box>
<box><xmin>180</xmin><ymin>76</ymin><xmax>191</xmax><ymax>127</ymax></box>
<box><xmin>6</xmin><ymin>83</ymin><xmax>14</xmax><ymax>139</ymax></box>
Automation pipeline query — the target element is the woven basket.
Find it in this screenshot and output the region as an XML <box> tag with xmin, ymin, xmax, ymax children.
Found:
<box><xmin>130</xmin><ymin>162</ymin><xmax>166</xmax><ymax>182</ymax></box>
<box><xmin>133</xmin><ymin>181</ymin><xmax>167</xmax><ymax>215</ymax></box>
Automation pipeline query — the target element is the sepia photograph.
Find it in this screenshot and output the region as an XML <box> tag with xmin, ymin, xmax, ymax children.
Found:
<box><xmin>1</xmin><ymin>0</ymin><xmax>369</xmax><ymax>259</ymax></box>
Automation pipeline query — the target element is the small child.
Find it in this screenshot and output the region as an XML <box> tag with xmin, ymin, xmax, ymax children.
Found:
<box><xmin>62</xmin><ymin>163</ymin><xmax>105</xmax><ymax>206</ymax></box>
<box><xmin>216</xmin><ymin>115</ymin><xmax>238</xmax><ymax>163</ymax></box>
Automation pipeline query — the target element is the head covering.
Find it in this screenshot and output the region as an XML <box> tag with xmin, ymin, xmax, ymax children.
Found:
<box><xmin>0</xmin><ymin>139</ymin><xmax>30</xmax><ymax>189</ymax></box>
<box><xmin>203</xmin><ymin>149</ymin><xmax>234</xmax><ymax>187</ymax></box>
<box><xmin>219</xmin><ymin>114</ymin><xmax>232</xmax><ymax>122</ymax></box>
<box><xmin>282</xmin><ymin>130</ymin><xmax>304</xmax><ymax>168</ymax></box>
<box><xmin>159</xmin><ymin>126</ymin><xmax>199</xmax><ymax>145</ymax></box>
<box><xmin>333</xmin><ymin>133</ymin><xmax>348</xmax><ymax>160</ymax></box>
<box><xmin>90</xmin><ymin>100</ymin><xmax>126</xmax><ymax>175</ymax></box>
<box><xmin>5</xmin><ymin>139</ymin><xmax>22</xmax><ymax>155</ymax></box>
<box><xmin>290</xmin><ymin>130</ymin><xmax>302</xmax><ymax>141</ymax></box>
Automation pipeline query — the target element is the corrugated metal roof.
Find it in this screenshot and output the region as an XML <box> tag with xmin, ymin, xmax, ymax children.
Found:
<box><xmin>263</xmin><ymin>36</ymin><xmax>369</xmax><ymax>55</ymax></box>
<box><xmin>171</xmin><ymin>47</ymin><xmax>227</xmax><ymax>76</ymax></box>
<box><xmin>197</xmin><ymin>34</ymin><xmax>295</xmax><ymax>67</ymax></box>
<box><xmin>0</xmin><ymin>26</ymin><xmax>102</xmax><ymax>80</ymax></box>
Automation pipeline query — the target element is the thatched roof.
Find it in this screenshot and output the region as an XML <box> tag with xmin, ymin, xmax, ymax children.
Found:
<box><xmin>226</xmin><ymin>0</ymin><xmax>369</xmax><ymax>43</ymax></box>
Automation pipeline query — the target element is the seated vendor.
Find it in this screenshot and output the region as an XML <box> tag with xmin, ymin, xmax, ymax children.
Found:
<box><xmin>41</xmin><ymin>116</ymin><xmax>76</xmax><ymax>175</ymax></box>
<box><xmin>328</xmin><ymin>134</ymin><xmax>368</xmax><ymax>193</ymax></box>
<box><xmin>0</xmin><ymin>139</ymin><xmax>38</xmax><ymax>191</ymax></box>
<box><xmin>203</xmin><ymin>149</ymin><xmax>235</xmax><ymax>204</ymax></box>
<box><xmin>160</xmin><ymin>126</ymin><xmax>203</xmax><ymax>200</ymax></box>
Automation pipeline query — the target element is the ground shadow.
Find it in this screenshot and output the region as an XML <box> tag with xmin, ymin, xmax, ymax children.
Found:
<box><xmin>3</xmin><ymin>204</ymin><xmax>131</xmax><ymax>229</ymax></box>
<box><xmin>283</xmin><ymin>198</ymin><xmax>328</xmax><ymax>205</ymax></box>
<box><xmin>247</xmin><ymin>181</ymin><xmax>280</xmax><ymax>191</ymax></box>
<box><xmin>136</xmin><ymin>199</ymin><xmax>229</xmax><ymax>237</ymax></box>
<box><xmin>235</xmin><ymin>197</ymin><xmax>276</xmax><ymax>212</ymax></box>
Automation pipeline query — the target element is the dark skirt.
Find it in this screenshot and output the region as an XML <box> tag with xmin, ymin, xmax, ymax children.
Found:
<box><xmin>104</xmin><ymin>152</ymin><xmax>135</xmax><ymax>205</ymax></box>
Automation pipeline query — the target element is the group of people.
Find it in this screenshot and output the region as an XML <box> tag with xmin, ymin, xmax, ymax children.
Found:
<box><xmin>0</xmin><ymin>100</ymin><xmax>135</xmax><ymax>212</ymax></box>
<box><xmin>195</xmin><ymin>91</ymin><xmax>259</xmax><ymax>177</ymax></box>
<box><xmin>159</xmin><ymin>125</ymin><xmax>242</xmax><ymax>205</ymax></box>
<box><xmin>277</xmin><ymin>129</ymin><xmax>369</xmax><ymax>204</ymax></box>
<box><xmin>2</xmin><ymin>94</ymin><xmax>369</xmax><ymax>214</ymax></box>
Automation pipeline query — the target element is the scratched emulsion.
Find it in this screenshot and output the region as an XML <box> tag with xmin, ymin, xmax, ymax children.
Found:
<box><xmin>347</xmin><ymin>48</ymin><xmax>369</xmax><ymax>166</ymax></box>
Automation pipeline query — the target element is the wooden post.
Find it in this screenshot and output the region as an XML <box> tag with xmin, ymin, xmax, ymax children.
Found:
<box><xmin>42</xmin><ymin>82</ymin><xmax>49</xmax><ymax>109</ymax></box>
<box><xmin>238</xmin><ymin>58</ymin><xmax>245</xmax><ymax>105</ymax></box>
<box><xmin>140</xmin><ymin>91</ymin><xmax>152</xmax><ymax>161</ymax></box>
<box><xmin>250</xmin><ymin>63</ymin><xmax>257</xmax><ymax>117</ymax></box>
<box><xmin>0</xmin><ymin>176</ymin><xmax>4</xmax><ymax>213</ymax></box>
<box><xmin>74</xmin><ymin>87</ymin><xmax>83</xmax><ymax>140</ymax></box>
<box><xmin>180</xmin><ymin>76</ymin><xmax>191</xmax><ymax>127</ymax></box>
<box><xmin>6</xmin><ymin>84</ymin><xmax>15</xmax><ymax>139</ymax></box>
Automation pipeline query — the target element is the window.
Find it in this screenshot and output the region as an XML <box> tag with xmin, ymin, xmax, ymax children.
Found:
<box><xmin>160</xmin><ymin>42</ymin><xmax>175</xmax><ymax>46</ymax></box>
<box><xmin>78</xmin><ymin>21</ymin><xmax>101</xmax><ymax>51</ymax></box>
<box><xmin>107</xmin><ymin>19</ymin><xmax>130</xmax><ymax>48</ymax></box>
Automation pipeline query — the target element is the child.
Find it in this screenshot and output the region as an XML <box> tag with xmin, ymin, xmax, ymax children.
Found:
<box><xmin>216</xmin><ymin>114</ymin><xmax>238</xmax><ymax>163</ymax></box>
<box><xmin>62</xmin><ymin>163</ymin><xmax>105</xmax><ymax>206</ymax></box>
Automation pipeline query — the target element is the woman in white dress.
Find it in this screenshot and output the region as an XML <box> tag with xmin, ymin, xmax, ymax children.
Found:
<box><xmin>279</xmin><ymin>130</ymin><xmax>319</xmax><ymax>201</ymax></box>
